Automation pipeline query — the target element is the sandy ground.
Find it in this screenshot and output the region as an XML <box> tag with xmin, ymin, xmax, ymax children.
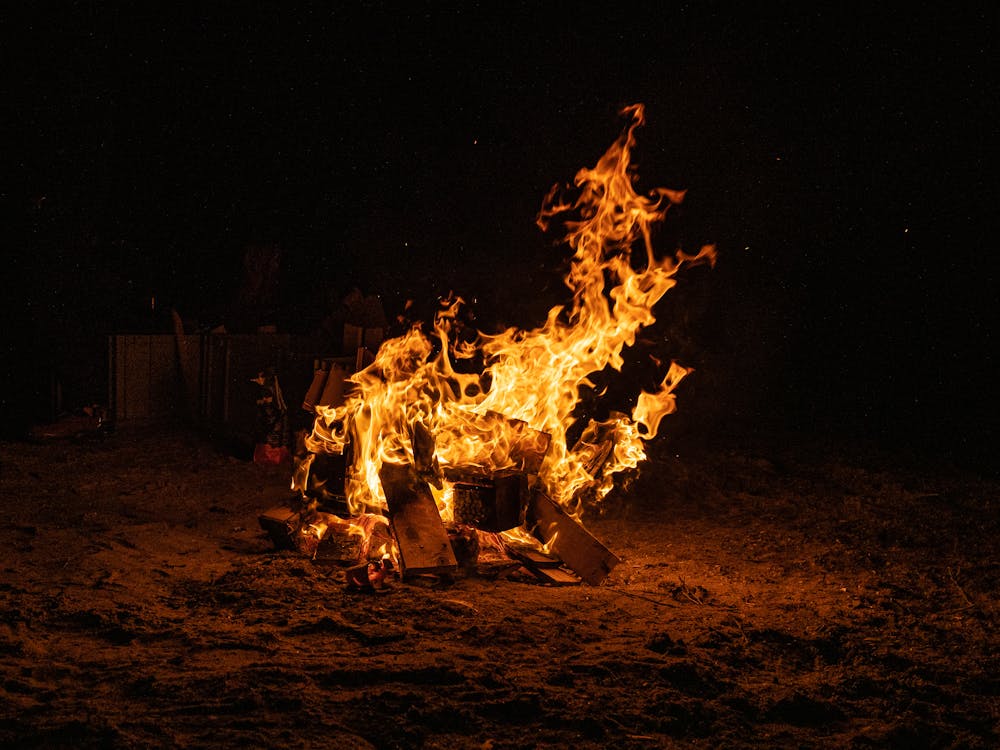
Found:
<box><xmin>1</xmin><ymin>428</ymin><xmax>998</xmax><ymax>749</ymax></box>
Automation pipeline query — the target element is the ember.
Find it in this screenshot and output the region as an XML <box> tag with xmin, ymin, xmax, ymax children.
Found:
<box><xmin>270</xmin><ymin>104</ymin><xmax>715</xmax><ymax>584</ymax></box>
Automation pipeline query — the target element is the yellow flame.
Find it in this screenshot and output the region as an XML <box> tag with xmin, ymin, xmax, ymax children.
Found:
<box><xmin>295</xmin><ymin>104</ymin><xmax>714</xmax><ymax>517</ymax></box>
<box><xmin>632</xmin><ymin>360</ymin><xmax>692</xmax><ymax>440</ymax></box>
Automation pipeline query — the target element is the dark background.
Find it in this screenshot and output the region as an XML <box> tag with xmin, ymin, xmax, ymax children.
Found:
<box><xmin>4</xmin><ymin>4</ymin><xmax>995</xmax><ymax>468</ymax></box>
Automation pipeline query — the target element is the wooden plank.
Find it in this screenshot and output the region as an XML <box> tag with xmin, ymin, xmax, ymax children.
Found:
<box><xmin>123</xmin><ymin>334</ymin><xmax>151</xmax><ymax>421</ymax></box>
<box><xmin>526</xmin><ymin>490</ymin><xmax>621</xmax><ymax>585</ymax></box>
<box><xmin>148</xmin><ymin>335</ymin><xmax>175</xmax><ymax>419</ymax></box>
<box><xmin>501</xmin><ymin>538</ymin><xmax>581</xmax><ymax>585</ymax></box>
<box><xmin>379</xmin><ymin>462</ymin><xmax>457</xmax><ymax>577</ymax></box>
<box><xmin>317</xmin><ymin>362</ymin><xmax>351</xmax><ymax>409</ymax></box>
<box><xmin>505</xmin><ymin>545</ymin><xmax>563</xmax><ymax>569</ymax></box>
<box><xmin>526</xmin><ymin>566</ymin><xmax>582</xmax><ymax>586</ymax></box>
<box><xmin>301</xmin><ymin>362</ymin><xmax>328</xmax><ymax>412</ymax></box>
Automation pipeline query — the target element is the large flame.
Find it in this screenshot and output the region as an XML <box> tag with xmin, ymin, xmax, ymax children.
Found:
<box><xmin>295</xmin><ymin>104</ymin><xmax>714</xmax><ymax>521</ymax></box>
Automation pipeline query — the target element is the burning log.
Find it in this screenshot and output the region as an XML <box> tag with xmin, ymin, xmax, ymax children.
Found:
<box><xmin>378</xmin><ymin>462</ymin><xmax>457</xmax><ymax>577</ymax></box>
<box><xmin>258</xmin><ymin>505</ymin><xmax>355</xmax><ymax>559</ymax></box>
<box><xmin>294</xmin><ymin>513</ymin><xmax>359</xmax><ymax>561</ymax></box>
<box><xmin>345</xmin><ymin>513</ymin><xmax>394</xmax><ymax>562</ymax></box>
<box><xmin>526</xmin><ymin>490</ymin><xmax>621</xmax><ymax>585</ymax></box>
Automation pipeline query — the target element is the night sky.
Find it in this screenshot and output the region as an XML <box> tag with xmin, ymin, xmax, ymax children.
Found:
<box><xmin>5</xmin><ymin>4</ymin><xmax>995</xmax><ymax>466</ymax></box>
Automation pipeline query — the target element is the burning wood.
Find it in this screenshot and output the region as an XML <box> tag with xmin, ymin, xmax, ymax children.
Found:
<box><xmin>526</xmin><ymin>490</ymin><xmax>621</xmax><ymax>586</ymax></box>
<box><xmin>447</xmin><ymin>524</ymin><xmax>481</xmax><ymax>573</ymax></box>
<box><xmin>273</xmin><ymin>104</ymin><xmax>714</xmax><ymax>587</ymax></box>
<box><xmin>258</xmin><ymin>505</ymin><xmax>390</xmax><ymax>563</ymax></box>
<box><xmin>302</xmin><ymin>359</ymin><xmax>354</xmax><ymax>413</ymax></box>
<box><xmin>378</xmin><ymin>462</ymin><xmax>458</xmax><ymax>577</ymax></box>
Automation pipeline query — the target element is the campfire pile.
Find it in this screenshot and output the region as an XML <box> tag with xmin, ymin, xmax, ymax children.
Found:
<box><xmin>260</xmin><ymin>105</ymin><xmax>714</xmax><ymax>590</ymax></box>
<box><xmin>262</xmin><ymin>368</ymin><xmax>620</xmax><ymax>588</ymax></box>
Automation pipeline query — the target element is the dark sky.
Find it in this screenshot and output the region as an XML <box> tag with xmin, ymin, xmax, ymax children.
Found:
<box><xmin>5</xmin><ymin>3</ymin><xmax>996</xmax><ymax>461</ymax></box>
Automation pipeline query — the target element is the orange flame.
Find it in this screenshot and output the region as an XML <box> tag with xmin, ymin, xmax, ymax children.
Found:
<box><xmin>295</xmin><ymin>104</ymin><xmax>714</xmax><ymax>519</ymax></box>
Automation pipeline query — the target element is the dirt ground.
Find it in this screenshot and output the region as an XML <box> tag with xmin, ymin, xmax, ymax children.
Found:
<box><xmin>1</xmin><ymin>427</ymin><xmax>997</xmax><ymax>749</ymax></box>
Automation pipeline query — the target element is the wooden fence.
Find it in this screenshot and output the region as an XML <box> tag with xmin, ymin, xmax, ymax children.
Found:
<box><xmin>107</xmin><ymin>334</ymin><xmax>319</xmax><ymax>445</ymax></box>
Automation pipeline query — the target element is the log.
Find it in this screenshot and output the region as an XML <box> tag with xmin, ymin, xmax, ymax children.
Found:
<box><xmin>526</xmin><ymin>490</ymin><xmax>621</xmax><ymax>585</ymax></box>
<box><xmin>379</xmin><ymin>462</ymin><xmax>457</xmax><ymax>577</ymax></box>
<box><xmin>354</xmin><ymin>513</ymin><xmax>394</xmax><ymax>561</ymax></box>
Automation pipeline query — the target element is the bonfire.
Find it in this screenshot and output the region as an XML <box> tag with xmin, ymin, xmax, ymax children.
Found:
<box><xmin>264</xmin><ymin>104</ymin><xmax>715</xmax><ymax>586</ymax></box>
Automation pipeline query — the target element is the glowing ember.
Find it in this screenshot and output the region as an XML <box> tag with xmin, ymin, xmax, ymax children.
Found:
<box><xmin>293</xmin><ymin>104</ymin><xmax>714</xmax><ymax>533</ymax></box>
